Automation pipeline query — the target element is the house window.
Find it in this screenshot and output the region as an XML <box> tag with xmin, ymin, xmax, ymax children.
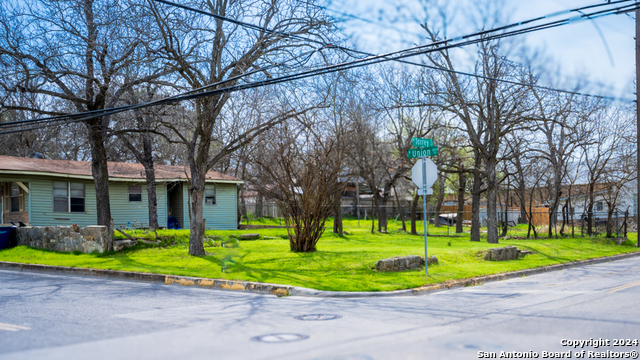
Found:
<box><xmin>70</xmin><ymin>183</ymin><xmax>85</xmax><ymax>212</ymax></box>
<box><xmin>204</xmin><ymin>184</ymin><xmax>216</xmax><ymax>205</ymax></box>
<box><xmin>10</xmin><ymin>184</ymin><xmax>20</xmax><ymax>212</ymax></box>
<box><xmin>53</xmin><ymin>182</ymin><xmax>85</xmax><ymax>213</ymax></box>
<box><xmin>53</xmin><ymin>182</ymin><xmax>69</xmax><ymax>212</ymax></box>
<box><xmin>129</xmin><ymin>186</ymin><xmax>142</xmax><ymax>202</ymax></box>
<box><xmin>596</xmin><ymin>201</ymin><xmax>604</xmax><ymax>212</ymax></box>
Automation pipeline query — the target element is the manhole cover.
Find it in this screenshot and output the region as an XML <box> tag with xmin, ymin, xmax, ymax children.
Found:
<box><xmin>295</xmin><ymin>314</ymin><xmax>342</xmax><ymax>321</ymax></box>
<box><xmin>251</xmin><ymin>333</ymin><xmax>309</xmax><ymax>343</ymax></box>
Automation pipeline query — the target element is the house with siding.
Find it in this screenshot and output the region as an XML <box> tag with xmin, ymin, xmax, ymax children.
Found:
<box><xmin>0</xmin><ymin>155</ymin><xmax>242</xmax><ymax>230</ymax></box>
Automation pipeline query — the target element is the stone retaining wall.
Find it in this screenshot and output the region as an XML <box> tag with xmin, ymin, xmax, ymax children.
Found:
<box><xmin>16</xmin><ymin>226</ymin><xmax>111</xmax><ymax>253</ymax></box>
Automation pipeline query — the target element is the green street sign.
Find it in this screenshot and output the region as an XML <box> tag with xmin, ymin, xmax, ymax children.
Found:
<box><xmin>408</xmin><ymin>146</ymin><xmax>438</xmax><ymax>159</ymax></box>
<box><xmin>412</xmin><ymin>137</ymin><xmax>433</xmax><ymax>148</ymax></box>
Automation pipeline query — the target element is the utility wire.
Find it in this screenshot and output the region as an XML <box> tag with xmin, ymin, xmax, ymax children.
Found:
<box><xmin>2</xmin><ymin>1</ymin><xmax>637</xmax><ymax>134</ymax></box>
<box><xmin>3</xmin><ymin>2</ymin><xmax>636</xmax><ymax>134</ymax></box>
<box><xmin>313</xmin><ymin>1</ymin><xmax>636</xmax><ymax>97</ymax></box>
<box><xmin>0</xmin><ymin>48</ymin><xmax>321</xmax><ymax>129</ymax></box>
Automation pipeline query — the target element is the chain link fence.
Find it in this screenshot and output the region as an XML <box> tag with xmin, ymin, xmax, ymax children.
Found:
<box><xmin>240</xmin><ymin>202</ymin><xmax>635</xmax><ymax>238</ymax></box>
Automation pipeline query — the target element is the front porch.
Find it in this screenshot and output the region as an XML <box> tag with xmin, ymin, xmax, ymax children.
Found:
<box><xmin>1</xmin><ymin>181</ymin><xmax>29</xmax><ymax>225</ymax></box>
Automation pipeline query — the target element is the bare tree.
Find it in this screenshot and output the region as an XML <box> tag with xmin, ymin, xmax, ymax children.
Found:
<box><xmin>367</xmin><ymin>68</ymin><xmax>436</xmax><ymax>233</ymax></box>
<box><xmin>595</xmin><ymin>110</ymin><xmax>636</xmax><ymax>237</ymax></box>
<box><xmin>0</xmin><ymin>0</ymin><xmax>168</xmax><ymax>236</ymax></box>
<box><xmin>532</xmin><ymin>92</ymin><xmax>592</xmax><ymax>238</ymax></box>
<box><xmin>111</xmin><ymin>87</ymin><xmax>181</xmax><ymax>230</ymax></box>
<box><xmin>149</xmin><ymin>0</ymin><xmax>332</xmax><ymax>255</ymax></box>
<box><xmin>420</xmin><ymin>41</ymin><xmax>536</xmax><ymax>243</ymax></box>
<box><xmin>254</xmin><ymin>117</ymin><xmax>349</xmax><ymax>252</ymax></box>
<box><xmin>579</xmin><ymin>106</ymin><xmax>630</xmax><ymax>236</ymax></box>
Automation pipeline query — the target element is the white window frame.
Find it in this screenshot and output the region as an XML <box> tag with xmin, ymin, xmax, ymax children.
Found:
<box><xmin>10</xmin><ymin>183</ymin><xmax>20</xmax><ymax>212</ymax></box>
<box><xmin>204</xmin><ymin>184</ymin><xmax>216</xmax><ymax>206</ymax></box>
<box><xmin>53</xmin><ymin>182</ymin><xmax>85</xmax><ymax>213</ymax></box>
<box><xmin>128</xmin><ymin>185</ymin><xmax>142</xmax><ymax>202</ymax></box>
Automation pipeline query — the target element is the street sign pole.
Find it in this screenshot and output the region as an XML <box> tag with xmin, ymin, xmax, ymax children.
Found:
<box><xmin>422</xmin><ymin>155</ymin><xmax>428</xmax><ymax>276</ymax></box>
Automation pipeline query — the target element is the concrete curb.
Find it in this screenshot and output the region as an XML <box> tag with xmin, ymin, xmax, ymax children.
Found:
<box><xmin>0</xmin><ymin>261</ymin><xmax>293</xmax><ymax>297</ymax></box>
<box><xmin>1</xmin><ymin>250</ymin><xmax>639</xmax><ymax>298</ymax></box>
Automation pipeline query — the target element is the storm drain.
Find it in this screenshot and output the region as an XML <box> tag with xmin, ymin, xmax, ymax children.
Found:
<box><xmin>251</xmin><ymin>333</ymin><xmax>309</xmax><ymax>343</ymax></box>
<box><xmin>295</xmin><ymin>314</ymin><xmax>342</xmax><ymax>321</ymax></box>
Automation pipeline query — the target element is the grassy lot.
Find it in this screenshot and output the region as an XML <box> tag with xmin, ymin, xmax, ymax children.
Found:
<box><xmin>0</xmin><ymin>218</ymin><xmax>637</xmax><ymax>292</ymax></box>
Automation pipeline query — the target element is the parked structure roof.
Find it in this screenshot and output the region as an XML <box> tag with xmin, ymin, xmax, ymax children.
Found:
<box><xmin>0</xmin><ymin>155</ymin><xmax>242</xmax><ymax>183</ymax></box>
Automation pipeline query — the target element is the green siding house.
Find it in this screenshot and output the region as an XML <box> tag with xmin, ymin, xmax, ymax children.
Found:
<box><xmin>0</xmin><ymin>155</ymin><xmax>242</xmax><ymax>230</ymax></box>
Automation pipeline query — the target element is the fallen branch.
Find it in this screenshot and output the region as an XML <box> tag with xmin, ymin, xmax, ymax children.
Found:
<box><xmin>116</xmin><ymin>228</ymin><xmax>137</xmax><ymax>241</ymax></box>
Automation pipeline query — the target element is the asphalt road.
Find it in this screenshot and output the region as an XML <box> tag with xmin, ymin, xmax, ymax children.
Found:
<box><xmin>1</xmin><ymin>257</ymin><xmax>639</xmax><ymax>360</ymax></box>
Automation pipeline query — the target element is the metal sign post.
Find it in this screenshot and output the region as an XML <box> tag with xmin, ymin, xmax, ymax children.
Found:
<box><xmin>410</xmin><ymin>137</ymin><xmax>438</xmax><ymax>276</ymax></box>
<box><xmin>422</xmin><ymin>155</ymin><xmax>428</xmax><ymax>276</ymax></box>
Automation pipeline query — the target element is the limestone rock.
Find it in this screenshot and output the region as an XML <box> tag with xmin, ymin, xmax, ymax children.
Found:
<box><xmin>484</xmin><ymin>246</ymin><xmax>531</xmax><ymax>261</ymax></box>
<box><xmin>113</xmin><ymin>239</ymin><xmax>138</xmax><ymax>252</ymax></box>
<box><xmin>238</xmin><ymin>233</ymin><xmax>261</xmax><ymax>241</ymax></box>
<box><xmin>375</xmin><ymin>255</ymin><xmax>426</xmax><ymax>272</ymax></box>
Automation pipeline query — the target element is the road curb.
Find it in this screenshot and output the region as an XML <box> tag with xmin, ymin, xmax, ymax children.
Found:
<box><xmin>1</xmin><ymin>251</ymin><xmax>639</xmax><ymax>298</ymax></box>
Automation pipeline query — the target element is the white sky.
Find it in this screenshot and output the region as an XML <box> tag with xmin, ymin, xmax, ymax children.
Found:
<box><xmin>321</xmin><ymin>0</ymin><xmax>636</xmax><ymax>102</ymax></box>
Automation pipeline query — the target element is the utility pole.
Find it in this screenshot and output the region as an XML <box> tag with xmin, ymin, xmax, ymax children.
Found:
<box><xmin>636</xmin><ymin>9</ymin><xmax>639</xmax><ymax>248</ymax></box>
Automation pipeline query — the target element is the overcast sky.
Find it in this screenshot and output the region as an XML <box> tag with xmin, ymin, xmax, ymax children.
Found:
<box><xmin>321</xmin><ymin>0</ymin><xmax>636</xmax><ymax>102</ymax></box>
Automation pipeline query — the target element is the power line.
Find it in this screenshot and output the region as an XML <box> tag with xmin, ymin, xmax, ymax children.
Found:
<box><xmin>3</xmin><ymin>1</ymin><xmax>637</xmax><ymax>133</ymax></box>
<box><xmin>2</xmin><ymin>1</ymin><xmax>638</xmax><ymax>134</ymax></box>
<box><xmin>313</xmin><ymin>1</ymin><xmax>637</xmax><ymax>97</ymax></box>
<box><xmin>0</xmin><ymin>48</ymin><xmax>321</xmax><ymax>129</ymax></box>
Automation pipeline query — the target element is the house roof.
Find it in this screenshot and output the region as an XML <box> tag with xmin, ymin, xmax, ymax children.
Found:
<box><xmin>0</xmin><ymin>155</ymin><xmax>242</xmax><ymax>183</ymax></box>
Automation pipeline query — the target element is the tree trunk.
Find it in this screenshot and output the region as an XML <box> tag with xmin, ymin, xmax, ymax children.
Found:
<box><xmin>410</xmin><ymin>193</ymin><xmax>419</xmax><ymax>235</ymax></box>
<box><xmin>527</xmin><ymin>202</ymin><xmax>538</xmax><ymax>239</ymax></box>
<box><xmin>548</xmin><ymin>204</ymin><xmax>558</xmax><ymax>239</ymax></box>
<box><xmin>86</xmin><ymin>119</ymin><xmax>112</xmax><ymax>242</ymax></box>
<box><xmin>141</xmin><ymin>129</ymin><xmax>158</xmax><ymax>230</ymax></box>
<box><xmin>393</xmin><ymin>185</ymin><xmax>406</xmax><ymax>232</ymax></box>
<box><xmin>485</xmin><ymin>158</ymin><xmax>499</xmax><ymax>243</ymax></box>
<box><xmin>500</xmin><ymin>189</ymin><xmax>509</xmax><ymax>237</ymax></box>
<box><xmin>333</xmin><ymin>191</ymin><xmax>343</xmax><ymax>236</ymax></box>
<box><xmin>470</xmin><ymin>172</ymin><xmax>482</xmax><ymax>242</ymax></box>
<box><xmin>456</xmin><ymin>172</ymin><xmax>466</xmax><ymax>233</ymax></box>
<box><xmin>560</xmin><ymin>198</ymin><xmax>569</xmax><ymax>236</ymax></box>
<box><xmin>587</xmin><ymin>183</ymin><xmax>595</xmax><ymax>236</ymax></box>
<box><xmin>434</xmin><ymin>173</ymin><xmax>445</xmax><ymax>227</ymax></box>
<box><xmin>240</xmin><ymin>187</ymin><xmax>247</xmax><ymax>218</ymax></box>
<box><xmin>144</xmin><ymin>164</ymin><xmax>158</xmax><ymax>230</ymax></box>
<box><xmin>606</xmin><ymin>207</ymin><xmax>615</xmax><ymax>238</ymax></box>
<box><xmin>570</xmin><ymin>198</ymin><xmax>575</xmax><ymax>237</ymax></box>
<box><xmin>256</xmin><ymin>194</ymin><xmax>264</xmax><ymax>218</ymax></box>
<box><xmin>370</xmin><ymin>196</ymin><xmax>375</xmax><ymax>234</ymax></box>
<box><xmin>188</xmin><ymin>154</ymin><xmax>207</xmax><ymax>256</ymax></box>
<box><xmin>188</xmin><ymin>185</ymin><xmax>205</xmax><ymax>256</ymax></box>
<box><xmin>377</xmin><ymin>196</ymin><xmax>388</xmax><ymax>233</ymax></box>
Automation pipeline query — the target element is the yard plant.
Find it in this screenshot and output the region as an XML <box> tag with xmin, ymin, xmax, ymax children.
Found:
<box><xmin>0</xmin><ymin>219</ymin><xmax>637</xmax><ymax>292</ymax></box>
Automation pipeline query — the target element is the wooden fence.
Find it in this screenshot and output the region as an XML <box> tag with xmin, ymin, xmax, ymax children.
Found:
<box><xmin>438</xmin><ymin>205</ymin><xmax>551</xmax><ymax>226</ymax></box>
<box><xmin>439</xmin><ymin>205</ymin><xmax>473</xmax><ymax>221</ymax></box>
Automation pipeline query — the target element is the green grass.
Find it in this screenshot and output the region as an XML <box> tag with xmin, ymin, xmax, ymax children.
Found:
<box><xmin>0</xmin><ymin>218</ymin><xmax>637</xmax><ymax>292</ymax></box>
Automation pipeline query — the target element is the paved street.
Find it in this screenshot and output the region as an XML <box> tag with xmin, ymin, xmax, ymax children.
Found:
<box><xmin>1</xmin><ymin>257</ymin><xmax>639</xmax><ymax>360</ymax></box>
